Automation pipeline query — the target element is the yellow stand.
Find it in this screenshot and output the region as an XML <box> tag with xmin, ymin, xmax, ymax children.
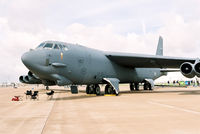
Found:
<box><xmin>86</xmin><ymin>94</ymin><xmax>97</xmax><ymax>96</ymax></box>
<box><xmin>104</xmin><ymin>94</ymin><xmax>116</xmax><ymax>96</ymax></box>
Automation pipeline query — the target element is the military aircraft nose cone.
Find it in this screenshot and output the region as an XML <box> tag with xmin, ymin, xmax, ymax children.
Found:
<box><xmin>21</xmin><ymin>53</ymin><xmax>27</xmax><ymax>65</ymax></box>
<box><xmin>21</xmin><ymin>52</ymin><xmax>31</xmax><ymax>67</ymax></box>
<box><xmin>21</xmin><ymin>50</ymin><xmax>46</xmax><ymax>72</ymax></box>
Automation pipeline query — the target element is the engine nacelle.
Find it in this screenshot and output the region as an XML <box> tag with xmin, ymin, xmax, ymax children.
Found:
<box><xmin>24</xmin><ymin>75</ymin><xmax>42</xmax><ymax>84</ymax></box>
<box><xmin>19</xmin><ymin>71</ymin><xmax>42</xmax><ymax>84</ymax></box>
<box><xmin>180</xmin><ymin>62</ymin><xmax>195</xmax><ymax>78</ymax></box>
<box><xmin>194</xmin><ymin>62</ymin><xmax>200</xmax><ymax>77</ymax></box>
<box><xmin>19</xmin><ymin>75</ymin><xmax>28</xmax><ymax>83</ymax></box>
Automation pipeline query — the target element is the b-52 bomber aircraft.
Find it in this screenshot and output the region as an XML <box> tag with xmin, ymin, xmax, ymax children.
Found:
<box><xmin>20</xmin><ymin>36</ymin><xmax>200</xmax><ymax>95</ymax></box>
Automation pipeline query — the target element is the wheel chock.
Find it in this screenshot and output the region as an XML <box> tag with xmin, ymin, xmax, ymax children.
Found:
<box><xmin>104</xmin><ymin>94</ymin><xmax>116</xmax><ymax>96</ymax></box>
<box><xmin>86</xmin><ymin>94</ymin><xmax>97</xmax><ymax>96</ymax></box>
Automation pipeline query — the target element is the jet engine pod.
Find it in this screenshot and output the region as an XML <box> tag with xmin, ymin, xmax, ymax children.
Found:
<box><xmin>19</xmin><ymin>75</ymin><xmax>26</xmax><ymax>83</ymax></box>
<box><xmin>25</xmin><ymin>75</ymin><xmax>30</xmax><ymax>82</ymax></box>
<box><xmin>28</xmin><ymin>71</ymin><xmax>34</xmax><ymax>77</ymax></box>
<box><xmin>24</xmin><ymin>75</ymin><xmax>42</xmax><ymax>84</ymax></box>
<box><xmin>194</xmin><ymin>62</ymin><xmax>200</xmax><ymax>77</ymax></box>
<box><xmin>19</xmin><ymin>75</ymin><xmax>28</xmax><ymax>83</ymax></box>
<box><xmin>180</xmin><ymin>62</ymin><xmax>195</xmax><ymax>78</ymax></box>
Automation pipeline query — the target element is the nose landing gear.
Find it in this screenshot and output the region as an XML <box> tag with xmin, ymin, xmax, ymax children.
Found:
<box><xmin>46</xmin><ymin>86</ymin><xmax>49</xmax><ymax>90</ymax></box>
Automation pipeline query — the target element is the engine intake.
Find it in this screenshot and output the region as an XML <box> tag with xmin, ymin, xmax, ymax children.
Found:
<box><xmin>180</xmin><ymin>62</ymin><xmax>195</xmax><ymax>78</ymax></box>
<box><xmin>19</xmin><ymin>75</ymin><xmax>26</xmax><ymax>83</ymax></box>
<box><xmin>19</xmin><ymin>72</ymin><xmax>42</xmax><ymax>84</ymax></box>
<box><xmin>194</xmin><ymin>62</ymin><xmax>200</xmax><ymax>77</ymax></box>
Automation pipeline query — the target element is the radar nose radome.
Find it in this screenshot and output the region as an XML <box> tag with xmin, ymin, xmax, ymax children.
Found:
<box><xmin>21</xmin><ymin>52</ymin><xmax>29</xmax><ymax>66</ymax></box>
<box><xmin>21</xmin><ymin>51</ymin><xmax>36</xmax><ymax>69</ymax></box>
<box><xmin>21</xmin><ymin>50</ymin><xmax>47</xmax><ymax>74</ymax></box>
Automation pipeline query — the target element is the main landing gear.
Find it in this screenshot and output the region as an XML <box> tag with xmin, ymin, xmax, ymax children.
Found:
<box><xmin>144</xmin><ymin>82</ymin><xmax>152</xmax><ymax>90</ymax></box>
<box><xmin>86</xmin><ymin>84</ymin><xmax>118</xmax><ymax>95</ymax></box>
<box><xmin>105</xmin><ymin>84</ymin><xmax>116</xmax><ymax>95</ymax></box>
<box><xmin>130</xmin><ymin>83</ymin><xmax>139</xmax><ymax>91</ymax></box>
<box><xmin>46</xmin><ymin>86</ymin><xmax>49</xmax><ymax>90</ymax></box>
<box><xmin>130</xmin><ymin>82</ymin><xmax>152</xmax><ymax>91</ymax></box>
<box><xmin>86</xmin><ymin>84</ymin><xmax>101</xmax><ymax>95</ymax></box>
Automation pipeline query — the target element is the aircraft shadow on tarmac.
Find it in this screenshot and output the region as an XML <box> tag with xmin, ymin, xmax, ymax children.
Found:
<box><xmin>118</xmin><ymin>89</ymin><xmax>200</xmax><ymax>95</ymax></box>
<box><xmin>44</xmin><ymin>88</ymin><xmax>200</xmax><ymax>101</ymax></box>
<box><xmin>51</xmin><ymin>95</ymin><xmax>102</xmax><ymax>101</ymax></box>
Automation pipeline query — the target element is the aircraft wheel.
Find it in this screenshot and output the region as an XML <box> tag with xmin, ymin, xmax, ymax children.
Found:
<box><xmin>86</xmin><ymin>85</ymin><xmax>90</xmax><ymax>94</ymax></box>
<box><xmin>86</xmin><ymin>85</ymin><xmax>95</xmax><ymax>94</ymax></box>
<box><xmin>135</xmin><ymin>83</ymin><xmax>139</xmax><ymax>91</ymax></box>
<box><xmin>105</xmin><ymin>84</ymin><xmax>117</xmax><ymax>95</ymax></box>
<box><xmin>144</xmin><ymin>82</ymin><xmax>152</xmax><ymax>90</ymax></box>
<box><xmin>105</xmin><ymin>84</ymin><xmax>109</xmax><ymax>94</ymax></box>
<box><xmin>105</xmin><ymin>84</ymin><xmax>114</xmax><ymax>94</ymax></box>
<box><xmin>144</xmin><ymin>83</ymin><xmax>148</xmax><ymax>90</ymax></box>
<box><xmin>46</xmin><ymin>86</ymin><xmax>49</xmax><ymax>90</ymax></box>
<box><xmin>148</xmin><ymin>83</ymin><xmax>152</xmax><ymax>90</ymax></box>
<box><xmin>107</xmin><ymin>85</ymin><xmax>112</xmax><ymax>94</ymax></box>
<box><xmin>95</xmin><ymin>84</ymin><xmax>101</xmax><ymax>95</ymax></box>
<box><xmin>130</xmin><ymin>83</ymin><xmax>135</xmax><ymax>91</ymax></box>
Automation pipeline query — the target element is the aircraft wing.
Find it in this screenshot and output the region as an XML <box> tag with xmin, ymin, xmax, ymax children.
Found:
<box><xmin>105</xmin><ymin>52</ymin><xmax>197</xmax><ymax>68</ymax></box>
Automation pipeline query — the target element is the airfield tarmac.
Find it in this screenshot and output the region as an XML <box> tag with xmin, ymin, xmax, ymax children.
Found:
<box><xmin>0</xmin><ymin>85</ymin><xmax>200</xmax><ymax>134</ymax></box>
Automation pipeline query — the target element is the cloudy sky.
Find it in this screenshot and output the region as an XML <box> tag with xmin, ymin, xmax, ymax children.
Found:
<box><xmin>0</xmin><ymin>0</ymin><xmax>200</xmax><ymax>83</ymax></box>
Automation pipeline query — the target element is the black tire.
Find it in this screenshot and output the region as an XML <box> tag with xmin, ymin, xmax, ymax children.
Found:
<box><xmin>130</xmin><ymin>83</ymin><xmax>135</xmax><ymax>91</ymax></box>
<box><xmin>86</xmin><ymin>85</ymin><xmax>90</xmax><ymax>94</ymax></box>
<box><xmin>105</xmin><ymin>84</ymin><xmax>109</xmax><ymax>94</ymax></box>
<box><xmin>112</xmin><ymin>89</ymin><xmax>116</xmax><ymax>94</ymax></box>
<box><xmin>144</xmin><ymin>83</ymin><xmax>148</xmax><ymax>90</ymax></box>
<box><xmin>107</xmin><ymin>86</ymin><xmax>112</xmax><ymax>94</ymax></box>
<box><xmin>95</xmin><ymin>85</ymin><xmax>101</xmax><ymax>95</ymax></box>
<box><xmin>135</xmin><ymin>83</ymin><xmax>139</xmax><ymax>91</ymax></box>
<box><xmin>148</xmin><ymin>83</ymin><xmax>152</xmax><ymax>90</ymax></box>
<box><xmin>89</xmin><ymin>85</ymin><xmax>95</xmax><ymax>94</ymax></box>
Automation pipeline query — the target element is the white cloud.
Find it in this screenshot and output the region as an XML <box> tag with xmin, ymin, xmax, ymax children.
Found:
<box><xmin>0</xmin><ymin>0</ymin><xmax>200</xmax><ymax>83</ymax></box>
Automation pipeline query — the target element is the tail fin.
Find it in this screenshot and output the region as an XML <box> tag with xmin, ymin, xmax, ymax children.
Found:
<box><xmin>156</xmin><ymin>36</ymin><xmax>163</xmax><ymax>56</ymax></box>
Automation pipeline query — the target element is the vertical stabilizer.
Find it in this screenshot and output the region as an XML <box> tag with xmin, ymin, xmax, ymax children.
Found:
<box><xmin>156</xmin><ymin>36</ymin><xmax>163</xmax><ymax>56</ymax></box>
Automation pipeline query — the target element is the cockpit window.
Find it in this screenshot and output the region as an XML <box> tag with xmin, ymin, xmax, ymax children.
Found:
<box><xmin>58</xmin><ymin>44</ymin><xmax>63</xmax><ymax>49</ymax></box>
<box><xmin>62</xmin><ymin>45</ymin><xmax>68</xmax><ymax>51</ymax></box>
<box><xmin>44</xmin><ymin>43</ymin><xmax>53</xmax><ymax>49</ymax></box>
<box><xmin>54</xmin><ymin>44</ymin><xmax>59</xmax><ymax>49</ymax></box>
<box><xmin>36</xmin><ymin>43</ymin><xmax>45</xmax><ymax>49</ymax></box>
